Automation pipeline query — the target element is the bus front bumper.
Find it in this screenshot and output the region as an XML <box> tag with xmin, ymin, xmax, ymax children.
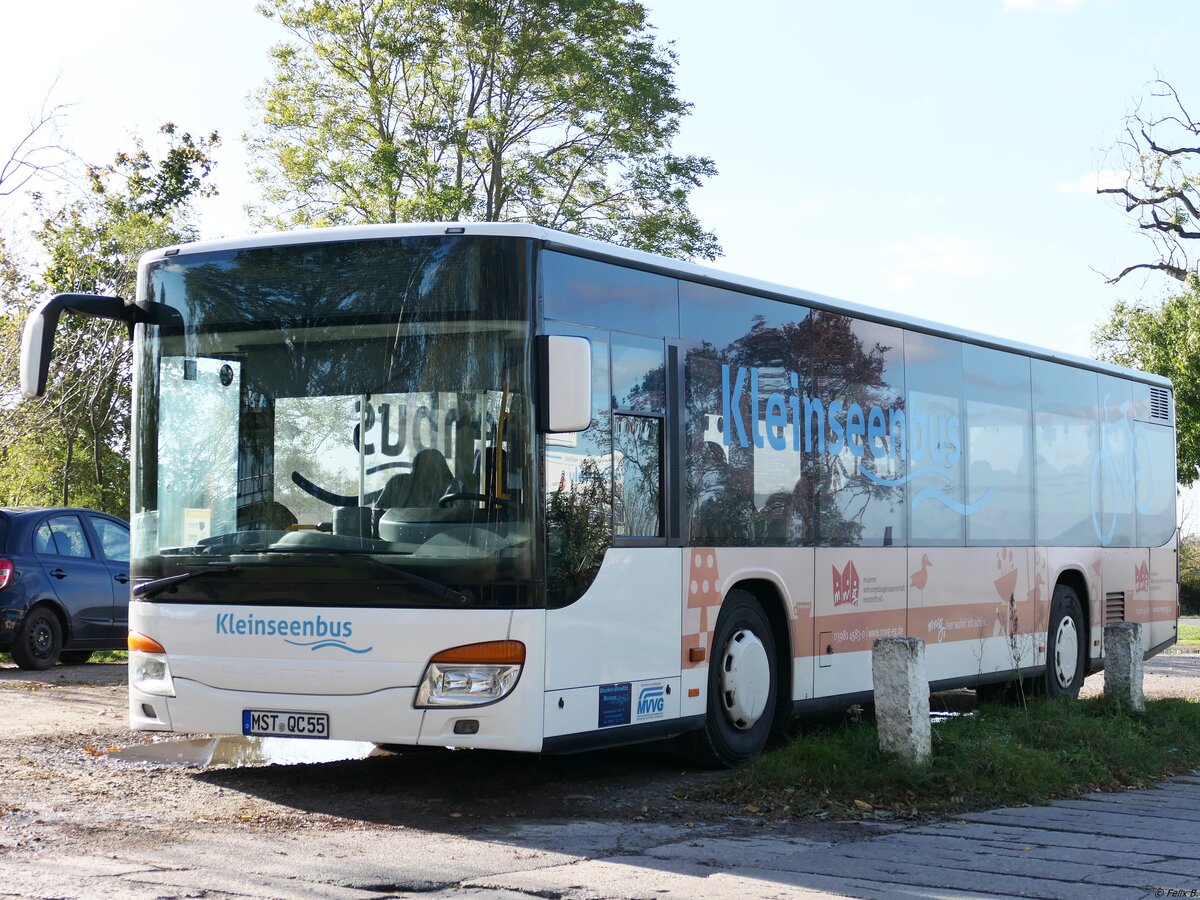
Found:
<box><xmin>129</xmin><ymin>678</ymin><xmax>544</xmax><ymax>752</ymax></box>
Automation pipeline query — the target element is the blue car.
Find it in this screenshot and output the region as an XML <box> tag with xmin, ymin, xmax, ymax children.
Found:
<box><xmin>0</xmin><ymin>508</ymin><xmax>130</xmax><ymax>670</ymax></box>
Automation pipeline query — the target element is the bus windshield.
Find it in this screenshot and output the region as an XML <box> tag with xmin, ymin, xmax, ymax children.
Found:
<box><xmin>131</xmin><ymin>236</ymin><xmax>534</xmax><ymax>607</ymax></box>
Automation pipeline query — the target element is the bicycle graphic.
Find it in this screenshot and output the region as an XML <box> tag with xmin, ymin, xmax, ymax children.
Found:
<box><xmin>1091</xmin><ymin>393</ymin><xmax>1152</xmax><ymax>546</ymax></box>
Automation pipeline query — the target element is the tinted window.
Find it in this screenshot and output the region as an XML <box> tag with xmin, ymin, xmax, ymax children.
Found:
<box><xmin>91</xmin><ymin>517</ymin><xmax>130</xmax><ymax>563</ymax></box>
<box><xmin>1095</xmin><ymin>375</ymin><xmax>1137</xmax><ymax>547</ymax></box>
<box><xmin>812</xmin><ymin>313</ymin><xmax>906</xmax><ymax>547</ymax></box>
<box><xmin>906</xmin><ymin>333</ymin><xmax>964</xmax><ymax>546</ymax></box>
<box><xmin>613</xmin><ymin>415</ymin><xmax>662</xmax><ymax>538</ymax></box>
<box><xmin>963</xmin><ymin>346</ymin><xmax>1034</xmax><ymax>545</ymax></box>
<box><xmin>681</xmin><ymin>283</ymin><xmax>812</xmax><ymax>546</ymax></box>
<box><xmin>1136</xmin><ymin>422</ymin><xmax>1177</xmax><ymax>547</ymax></box>
<box><xmin>36</xmin><ymin>515</ymin><xmax>93</xmax><ymax>559</ymax></box>
<box><xmin>1033</xmin><ymin>361</ymin><xmax>1099</xmax><ymax>546</ymax></box>
<box><xmin>611</xmin><ymin>333</ymin><xmax>666</xmax><ymax>413</ymax></box>
<box><xmin>543</xmin><ymin>251</ymin><xmax>678</xmax><ymax>338</ymax></box>
<box><xmin>544</xmin><ymin>323</ymin><xmax>613</xmax><ymax>605</ymax></box>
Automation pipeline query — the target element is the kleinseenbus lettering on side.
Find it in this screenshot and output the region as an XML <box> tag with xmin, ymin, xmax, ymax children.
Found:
<box><xmin>20</xmin><ymin>223</ymin><xmax>1180</xmax><ymax>765</ymax></box>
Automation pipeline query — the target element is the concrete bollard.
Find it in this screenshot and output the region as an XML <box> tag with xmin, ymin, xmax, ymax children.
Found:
<box><xmin>1103</xmin><ymin>622</ymin><xmax>1145</xmax><ymax>712</ymax></box>
<box><xmin>872</xmin><ymin>637</ymin><xmax>931</xmax><ymax>765</ymax></box>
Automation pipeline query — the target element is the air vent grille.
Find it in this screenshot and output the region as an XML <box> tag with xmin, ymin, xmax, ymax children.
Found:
<box><xmin>1105</xmin><ymin>591</ymin><xmax>1126</xmax><ymax>624</ymax></box>
<box><xmin>1150</xmin><ymin>387</ymin><xmax>1172</xmax><ymax>421</ymax></box>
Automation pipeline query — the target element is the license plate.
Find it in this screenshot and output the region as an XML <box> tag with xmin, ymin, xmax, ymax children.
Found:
<box><xmin>242</xmin><ymin>709</ymin><xmax>330</xmax><ymax>739</ymax></box>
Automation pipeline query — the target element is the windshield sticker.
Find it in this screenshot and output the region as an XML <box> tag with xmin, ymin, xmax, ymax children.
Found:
<box><xmin>215</xmin><ymin>612</ymin><xmax>373</xmax><ymax>654</ymax></box>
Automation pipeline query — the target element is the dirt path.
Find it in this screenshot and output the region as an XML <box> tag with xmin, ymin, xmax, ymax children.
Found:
<box><xmin>0</xmin><ymin>654</ymin><xmax>1195</xmax><ymax>877</ymax></box>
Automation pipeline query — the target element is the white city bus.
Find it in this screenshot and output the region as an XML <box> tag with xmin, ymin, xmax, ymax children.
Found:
<box><xmin>21</xmin><ymin>224</ymin><xmax>1179</xmax><ymax>766</ymax></box>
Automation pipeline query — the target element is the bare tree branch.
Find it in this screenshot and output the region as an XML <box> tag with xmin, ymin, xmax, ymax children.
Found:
<box><xmin>0</xmin><ymin>78</ymin><xmax>75</xmax><ymax>198</ymax></box>
<box><xmin>1100</xmin><ymin>78</ymin><xmax>1200</xmax><ymax>284</ymax></box>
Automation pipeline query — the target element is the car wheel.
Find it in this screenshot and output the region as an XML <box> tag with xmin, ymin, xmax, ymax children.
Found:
<box><xmin>58</xmin><ymin>650</ymin><xmax>94</xmax><ymax>666</ymax></box>
<box><xmin>691</xmin><ymin>590</ymin><xmax>778</xmax><ymax>768</ymax></box>
<box><xmin>1044</xmin><ymin>584</ymin><xmax>1086</xmax><ymax>699</ymax></box>
<box><xmin>12</xmin><ymin>607</ymin><xmax>63</xmax><ymax>671</ymax></box>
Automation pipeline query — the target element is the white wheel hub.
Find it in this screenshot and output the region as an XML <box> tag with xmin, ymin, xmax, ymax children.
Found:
<box><xmin>1054</xmin><ymin>615</ymin><xmax>1079</xmax><ymax>688</ymax></box>
<box><xmin>719</xmin><ymin>629</ymin><xmax>770</xmax><ymax>730</ymax></box>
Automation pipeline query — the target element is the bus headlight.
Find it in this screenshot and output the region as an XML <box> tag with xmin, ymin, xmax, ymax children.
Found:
<box><xmin>130</xmin><ymin>651</ymin><xmax>176</xmax><ymax>697</ymax></box>
<box><xmin>415</xmin><ymin>640</ymin><xmax>524</xmax><ymax>708</ymax></box>
<box><xmin>128</xmin><ymin>631</ymin><xmax>176</xmax><ymax>697</ymax></box>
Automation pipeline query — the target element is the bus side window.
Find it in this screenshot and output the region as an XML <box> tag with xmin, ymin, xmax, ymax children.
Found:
<box><xmin>544</xmin><ymin>324</ymin><xmax>613</xmax><ymax>607</ymax></box>
<box><xmin>613</xmin><ymin>414</ymin><xmax>663</xmax><ymax>538</ymax></box>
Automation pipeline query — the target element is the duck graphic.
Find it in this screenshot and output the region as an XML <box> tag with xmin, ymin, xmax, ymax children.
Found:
<box><xmin>910</xmin><ymin>554</ymin><xmax>933</xmax><ymax>592</ymax></box>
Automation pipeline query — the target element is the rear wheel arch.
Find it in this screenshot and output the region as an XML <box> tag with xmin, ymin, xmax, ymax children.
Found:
<box><xmin>1053</xmin><ymin>567</ymin><xmax>1092</xmax><ymax>658</ymax></box>
<box><xmin>1054</xmin><ymin>568</ymin><xmax>1090</xmax><ymax>627</ymax></box>
<box><xmin>11</xmin><ymin>602</ymin><xmax>68</xmax><ymax>670</ymax></box>
<box><xmin>1044</xmin><ymin>577</ymin><xmax>1088</xmax><ymax>698</ymax></box>
<box><xmin>23</xmin><ymin>598</ymin><xmax>71</xmax><ymax>643</ymax></box>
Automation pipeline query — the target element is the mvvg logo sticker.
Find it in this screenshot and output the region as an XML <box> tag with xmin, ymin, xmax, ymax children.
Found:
<box><xmin>635</xmin><ymin>683</ymin><xmax>666</xmax><ymax>720</ymax></box>
<box><xmin>832</xmin><ymin>561</ymin><xmax>860</xmax><ymax>607</ymax></box>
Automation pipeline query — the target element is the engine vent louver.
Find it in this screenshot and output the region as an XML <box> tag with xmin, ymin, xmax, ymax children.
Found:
<box><xmin>1150</xmin><ymin>386</ymin><xmax>1172</xmax><ymax>422</ymax></box>
<box><xmin>1105</xmin><ymin>591</ymin><xmax>1126</xmax><ymax>624</ymax></box>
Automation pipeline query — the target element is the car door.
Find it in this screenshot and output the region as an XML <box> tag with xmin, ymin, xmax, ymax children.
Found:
<box><xmin>86</xmin><ymin>515</ymin><xmax>131</xmax><ymax>640</ymax></box>
<box><xmin>34</xmin><ymin>513</ymin><xmax>115</xmax><ymax>646</ymax></box>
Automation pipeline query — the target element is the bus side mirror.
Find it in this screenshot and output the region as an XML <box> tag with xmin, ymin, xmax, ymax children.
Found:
<box><xmin>539</xmin><ymin>335</ymin><xmax>592</xmax><ymax>433</ymax></box>
<box><xmin>20</xmin><ymin>293</ymin><xmax>132</xmax><ymax>398</ymax></box>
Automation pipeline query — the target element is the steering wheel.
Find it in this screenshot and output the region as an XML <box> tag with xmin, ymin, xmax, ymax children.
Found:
<box><xmin>438</xmin><ymin>492</ymin><xmax>513</xmax><ymax>511</ymax></box>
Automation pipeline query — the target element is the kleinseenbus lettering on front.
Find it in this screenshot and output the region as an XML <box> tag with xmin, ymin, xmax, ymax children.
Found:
<box><xmin>19</xmin><ymin>222</ymin><xmax>1178</xmax><ymax>769</ymax></box>
<box><xmin>215</xmin><ymin>612</ymin><xmax>354</xmax><ymax>639</ymax></box>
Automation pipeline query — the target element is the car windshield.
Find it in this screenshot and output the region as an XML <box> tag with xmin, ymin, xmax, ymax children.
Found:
<box><xmin>132</xmin><ymin>236</ymin><xmax>534</xmax><ymax>608</ymax></box>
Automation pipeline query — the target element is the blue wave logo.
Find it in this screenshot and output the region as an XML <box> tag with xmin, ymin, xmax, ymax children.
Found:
<box><xmin>284</xmin><ymin>638</ymin><xmax>374</xmax><ymax>654</ymax></box>
<box><xmin>860</xmin><ymin>465</ymin><xmax>994</xmax><ymax>516</ymax></box>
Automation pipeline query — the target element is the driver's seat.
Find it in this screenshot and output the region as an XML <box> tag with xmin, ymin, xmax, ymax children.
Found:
<box><xmin>379</xmin><ymin>448</ymin><xmax>453</xmax><ymax>508</ymax></box>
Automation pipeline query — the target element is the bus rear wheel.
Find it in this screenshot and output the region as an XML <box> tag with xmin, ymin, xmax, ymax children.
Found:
<box><xmin>692</xmin><ymin>590</ymin><xmax>778</xmax><ymax>768</ymax></box>
<box><xmin>1043</xmin><ymin>584</ymin><xmax>1086</xmax><ymax>699</ymax></box>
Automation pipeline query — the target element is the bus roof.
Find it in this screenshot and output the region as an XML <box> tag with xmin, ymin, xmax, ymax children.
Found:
<box><xmin>140</xmin><ymin>222</ymin><xmax>1170</xmax><ymax>389</ymax></box>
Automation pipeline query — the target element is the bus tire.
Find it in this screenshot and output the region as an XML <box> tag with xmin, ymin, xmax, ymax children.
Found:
<box><xmin>1044</xmin><ymin>584</ymin><xmax>1086</xmax><ymax>699</ymax></box>
<box><xmin>693</xmin><ymin>590</ymin><xmax>778</xmax><ymax>768</ymax></box>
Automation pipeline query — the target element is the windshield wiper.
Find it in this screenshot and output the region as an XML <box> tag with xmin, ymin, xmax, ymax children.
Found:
<box><xmin>258</xmin><ymin>549</ymin><xmax>471</xmax><ymax>604</ymax></box>
<box><xmin>345</xmin><ymin>553</ymin><xmax>472</xmax><ymax>605</ymax></box>
<box><xmin>133</xmin><ymin>564</ymin><xmax>241</xmax><ymax>599</ymax></box>
<box><xmin>134</xmin><ymin>552</ymin><xmax>471</xmax><ymax>605</ymax></box>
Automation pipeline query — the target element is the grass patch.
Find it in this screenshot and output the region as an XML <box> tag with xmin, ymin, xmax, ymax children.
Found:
<box><xmin>90</xmin><ymin>650</ymin><xmax>128</xmax><ymax>663</ymax></box>
<box><xmin>1176</xmin><ymin>623</ymin><xmax>1200</xmax><ymax>652</ymax></box>
<box><xmin>713</xmin><ymin>697</ymin><xmax>1200</xmax><ymax>819</ymax></box>
<box><xmin>0</xmin><ymin>650</ymin><xmax>127</xmax><ymax>665</ymax></box>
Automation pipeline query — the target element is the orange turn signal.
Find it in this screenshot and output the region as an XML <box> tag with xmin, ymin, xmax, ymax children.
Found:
<box><xmin>431</xmin><ymin>640</ymin><xmax>525</xmax><ymax>665</ymax></box>
<box><xmin>128</xmin><ymin>631</ymin><xmax>166</xmax><ymax>653</ymax></box>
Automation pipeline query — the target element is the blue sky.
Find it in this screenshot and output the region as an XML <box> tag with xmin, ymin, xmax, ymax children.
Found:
<box><xmin>1</xmin><ymin>0</ymin><xmax>1197</xmax><ymax>361</ymax></box>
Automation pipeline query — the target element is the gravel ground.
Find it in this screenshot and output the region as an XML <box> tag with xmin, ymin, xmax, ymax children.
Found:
<box><xmin>0</xmin><ymin>652</ymin><xmax>1196</xmax><ymax>863</ymax></box>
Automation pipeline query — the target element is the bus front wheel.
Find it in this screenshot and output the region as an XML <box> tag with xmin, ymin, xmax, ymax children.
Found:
<box><xmin>693</xmin><ymin>590</ymin><xmax>777</xmax><ymax>768</ymax></box>
<box><xmin>1044</xmin><ymin>584</ymin><xmax>1086</xmax><ymax>699</ymax></box>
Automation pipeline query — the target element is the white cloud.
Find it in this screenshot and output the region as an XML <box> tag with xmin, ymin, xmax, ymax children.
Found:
<box><xmin>887</xmin><ymin>273</ymin><xmax>917</xmax><ymax>292</ymax></box>
<box><xmin>884</xmin><ymin>237</ymin><xmax>994</xmax><ymax>279</ymax></box>
<box><xmin>1056</xmin><ymin>170</ymin><xmax>1127</xmax><ymax>194</ymax></box>
<box><xmin>1004</xmin><ymin>0</ymin><xmax>1085</xmax><ymax>11</ymax></box>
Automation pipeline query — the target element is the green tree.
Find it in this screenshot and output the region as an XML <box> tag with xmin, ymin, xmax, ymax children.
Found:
<box><xmin>1096</xmin><ymin>79</ymin><xmax>1200</xmax><ymax>488</ymax></box>
<box><xmin>249</xmin><ymin>0</ymin><xmax>719</xmax><ymax>260</ymax></box>
<box><xmin>0</xmin><ymin>124</ymin><xmax>219</xmax><ymax>514</ymax></box>
<box><xmin>1092</xmin><ymin>280</ymin><xmax>1200</xmax><ymax>486</ymax></box>
<box><xmin>1180</xmin><ymin>533</ymin><xmax>1200</xmax><ymax>613</ymax></box>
